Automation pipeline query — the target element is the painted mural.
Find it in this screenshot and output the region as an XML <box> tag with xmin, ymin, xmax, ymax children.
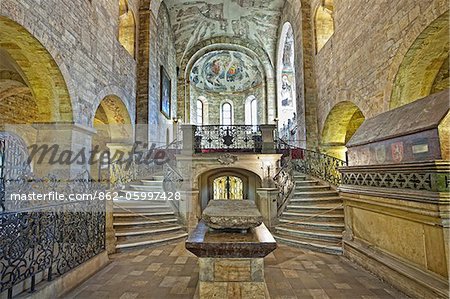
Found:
<box><xmin>278</xmin><ymin>23</ymin><xmax>297</xmax><ymax>142</ymax></box>
<box><xmin>190</xmin><ymin>50</ymin><xmax>263</xmax><ymax>93</ymax></box>
<box><xmin>165</xmin><ymin>0</ymin><xmax>285</xmax><ymax>63</ymax></box>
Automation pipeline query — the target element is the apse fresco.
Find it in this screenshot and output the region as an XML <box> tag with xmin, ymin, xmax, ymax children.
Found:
<box><xmin>165</xmin><ymin>0</ymin><xmax>284</xmax><ymax>62</ymax></box>
<box><xmin>190</xmin><ymin>50</ymin><xmax>263</xmax><ymax>92</ymax></box>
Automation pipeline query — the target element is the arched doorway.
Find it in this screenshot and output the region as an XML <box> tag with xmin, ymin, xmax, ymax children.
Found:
<box><xmin>321</xmin><ymin>101</ymin><xmax>365</xmax><ymax>160</ymax></box>
<box><xmin>390</xmin><ymin>11</ymin><xmax>449</xmax><ymax>109</ymax></box>
<box><xmin>92</xmin><ymin>95</ymin><xmax>133</xmax><ymax>180</ymax></box>
<box><xmin>213</xmin><ymin>176</ymin><xmax>244</xmax><ymax>200</ymax></box>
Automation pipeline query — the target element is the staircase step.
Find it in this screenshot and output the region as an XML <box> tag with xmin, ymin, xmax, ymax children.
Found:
<box><xmin>274</xmin><ymin>233</ymin><xmax>343</xmax><ymax>255</ymax></box>
<box><xmin>287</xmin><ymin>204</ymin><xmax>343</xmax><ymax>212</ymax></box>
<box><xmin>278</xmin><ymin>219</ymin><xmax>345</xmax><ymax>231</ymax></box>
<box><xmin>275</xmin><ymin>225</ymin><xmax>342</xmax><ymax>241</ymax></box>
<box><xmin>116</xmin><ymin>231</ymin><xmax>188</xmax><ymax>250</ymax></box>
<box><xmin>113</xmin><ymin>217</ymin><xmax>178</xmax><ymax>226</ymax></box>
<box><xmin>295</xmin><ymin>180</ymin><xmax>320</xmax><ymax>186</ymax></box>
<box><xmin>293</xmin><ymin>190</ymin><xmax>339</xmax><ymax>198</ymax></box>
<box><xmin>295</xmin><ymin>185</ymin><xmax>331</xmax><ymax>192</ymax></box>
<box><xmin>113</xmin><ymin>205</ymin><xmax>170</xmax><ymax>211</ymax></box>
<box><xmin>115</xmin><ymin>225</ymin><xmax>184</xmax><ymax>237</ymax></box>
<box><xmin>140</xmin><ymin>180</ymin><xmax>164</xmax><ymax>186</ymax></box>
<box><xmin>113</xmin><ymin>211</ymin><xmax>175</xmax><ymax>217</ymax></box>
<box><xmin>113</xmin><ymin>198</ymin><xmax>170</xmax><ymax>204</ymax></box>
<box><xmin>127</xmin><ymin>185</ymin><xmax>165</xmax><ymax>191</ymax></box>
<box><xmin>290</xmin><ymin>197</ymin><xmax>341</xmax><ymax>205</ymax></box>
<box><xmin>282</xmin><ymin>211</ymin><xmax>344</xmax><ymax>221</ymax></box>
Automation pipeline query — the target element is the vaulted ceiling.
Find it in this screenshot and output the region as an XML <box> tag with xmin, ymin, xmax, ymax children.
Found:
<box><xmin>164</xmin><ymin>0</ymin><xmax>286</xmax><ymax>64</ymax></box>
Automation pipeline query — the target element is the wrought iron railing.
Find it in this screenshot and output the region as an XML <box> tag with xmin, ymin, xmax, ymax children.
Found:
<box><xmin>273</xmin><ymin>155</ymin><xmax>295</xmax><ymax>215</ymax></box>
<box><xmin>194</xmin><ymin>125</ymin><xmax>263</xmax><ymax>153</ymax></box>
<box><xmin>293</xmin><ymin>149</ymin><xmax>347</xmax><ymax>186</ymax></box>
<box><xmin>277</xmin><ymin>139</ymin><xmax>347</xmax><ymax>186</ymax></box>
<box><xmin>0</xmin><ymin>172</ymin><xmax>106</xmax><ymax>299</ymax></box>
<box><xmin>163</xmin><ymin>162</ymin><xmax>184</xmax><ymax>212</ymax></box>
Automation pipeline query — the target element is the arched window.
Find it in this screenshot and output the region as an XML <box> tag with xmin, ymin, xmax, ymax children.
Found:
<box><xmin>277</xmin><ymin>22</ymin><xmax>297</xmax><ymax>141</ymax></box>
<box><xmin>251</xmin><ymin>97</ymin><xmax>258</xmax><ymax>127</ymax></box>
<box><xmin>197</xmin><ymin>99</ymin><xmax>204</xmax><ymax>125</ymax></box>
<box><xmin>119</xmin><ymin>0</ymin><xmax>136</xmax><ymax>58</ymax></box>
<box><xmin>315</xmin><ymin>1</ymin><xmax>334</xmax><ymax>52</ymax></box>
<box><xmin>221</xmin><ymin>102</ymin><xmax>233</xmax><ymax>126</ymax></box>
<box><xmin>245</xmin><ymin>95</ymin><xmax>258</xmax><ymax>127</ymax></box>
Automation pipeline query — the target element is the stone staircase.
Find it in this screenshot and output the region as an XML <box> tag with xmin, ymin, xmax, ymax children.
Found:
<box><xmin>274</xmin><ymin>173</ymin><xmax>344</xmax><ymax>255</ymax></box>
<box><xmin>113</xmin><ymin>175</ymin><xmax>187</xmax><ymax>251</ymax></box>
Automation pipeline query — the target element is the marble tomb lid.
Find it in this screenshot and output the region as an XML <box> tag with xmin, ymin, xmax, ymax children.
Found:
<box><xmin>202</xmin><ymin>200</ymin><xmax>264</xmax><ymax>230</ymax></box>
<box><xmin>347</xmin><ymin>89</ymin><xmax>449</xmax><ymax>147</ymax></box>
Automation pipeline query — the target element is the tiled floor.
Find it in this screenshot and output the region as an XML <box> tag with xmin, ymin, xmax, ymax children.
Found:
<box><xmin>63</xmin><ymin>242</ymin><xmax>408</xmax><ymax>299</ymax></box>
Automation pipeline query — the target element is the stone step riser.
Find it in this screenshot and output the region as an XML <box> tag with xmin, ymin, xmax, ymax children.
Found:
<box><xmin>294</xmin><ymin>192</ymin><xmax>339</xmax><ymax>198</ymax></box>
<box><xmin>286</xmin><ymin>207</ymin><xmax>343</xmax><ymax>214</ymax></box>
<box><xmin>282</xmin><ymin>214</ymin><xmax>344</xmax><ymax>222</ymax></box>
<box><xmin>289</xmin><ymin>199</ymin><xmax>341</xmax><ymax>205</ymax></box>
<box><xmin>113</xmin><ymin>221</ymin><xmax>179</xmax><ymax>230</ymax></box>
<box><xmin>115</xmin><ymin>234</ymin><xmax>188</xmax><ymax>251</ymax></box>
<box><xmin>277</xmin><ymin>223</ymin><xmax>344</xmax><ymax>232</ymax></box>
<box><xmin>116</xmin><ymin>229</ymin><xmax>185</xmax><ymax>242</ymax></box>
<box><xmin>275</xmin><ymin>228</ymin><xmax>342</xmax><ymax>242</ymax></box>
<box><xmin>275</xmin><ymin>237</ymin><xmax>343</xmax><ymax>255</ymax></box>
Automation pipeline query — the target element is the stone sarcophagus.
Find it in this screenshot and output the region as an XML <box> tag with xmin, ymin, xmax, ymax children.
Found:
<box><xmin>346</xmin><ymin>89</ymin><xmax>449</xmax><ymax>166</ymax></box>
<box><xmin>339</xmin><ymin>90</ymin><xmax>450</xmax><ymax>299</ymax></box>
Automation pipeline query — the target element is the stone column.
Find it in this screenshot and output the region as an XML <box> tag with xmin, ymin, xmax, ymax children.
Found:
<box><xmin>181</xmin><ymin>124</ymin><xmax>196</xmax><ymax>155</ymax></box>
<box><xmin>256</xmin><ymin>188</ymin><xmax>278</xmax><ymax>228</ymax></box>
<box><xmin>178</xmin><ymin>189</ymin><xmax>200</xmax><ymax>232</ymax></box>
<box><xmin>259</xmin><ymin>124</ymin><xmax>276</xmax><ymax>154</ymax></box>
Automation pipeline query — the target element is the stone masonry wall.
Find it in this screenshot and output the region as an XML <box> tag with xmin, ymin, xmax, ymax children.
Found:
<box><xmin>0</xmin><ymin>0</ymin><xmax>138</xmax><ymax>127</ymax></box>
<box><xmin>311</xmin><ymin>0</ymin><xmax>449</xmax><ymax>141</ymax></box>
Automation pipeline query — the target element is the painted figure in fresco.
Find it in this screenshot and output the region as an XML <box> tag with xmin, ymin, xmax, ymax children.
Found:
<box><xmin>281</xmin><ymin>74</ymin><xmax>293</xmax><ymax>107</ymax></box>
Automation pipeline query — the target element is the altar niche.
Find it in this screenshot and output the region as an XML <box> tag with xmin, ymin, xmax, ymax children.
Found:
<box><xmin>197</xmin><ymin>168</ymin><xmax>262</xmax><ymax>211</ymax></box>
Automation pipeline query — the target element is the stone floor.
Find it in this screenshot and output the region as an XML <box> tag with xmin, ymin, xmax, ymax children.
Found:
<box><xmin>63</xmin><ymin>242</ymin><xmax>408</xmax><ymax>299</ymax></box>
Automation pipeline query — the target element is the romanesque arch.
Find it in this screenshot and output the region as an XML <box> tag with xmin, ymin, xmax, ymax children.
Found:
<box><xmin>180</xmin><ymin>37</ymin><xmax>275</xmax><ymax>125</ymax></box>
<box><xmin>321</xmin><ymin>101</ymin><xmax>365</xmax><ymax>160</ymax></box>
<box><xmin>314</xmin><ymin>0</ymin><xmax>334</xmax><ymax>52</ymax></box>
<box><xmin>0</xmin><ymin>17</ymin><xmax>73</xmax><ymax>123</ymax></box>
<box><xmin>390</xmin><ymin>11</ymin><xmax>449</xmax><ymax>109</ymax></box>
<box><xmin>119</xmin><ymin>0</ymin><xmax>136</xmax><ymax>58</ymax></box>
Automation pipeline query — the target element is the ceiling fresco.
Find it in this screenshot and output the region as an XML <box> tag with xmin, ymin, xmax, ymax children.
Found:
<box><xmin>165</xmin><ymin>0</ymin><xmax>285</xmax><ymax>63</ymax></box>
<box><xmin>190</xmin><ymin>50</ymin><xmax>263</xmax><ymax>93</ymax></box>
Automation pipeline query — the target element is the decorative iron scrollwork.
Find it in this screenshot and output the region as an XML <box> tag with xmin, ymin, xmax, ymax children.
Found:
<box><xmin>194</xmin><ymin>125</ymin><xmax>263</xmax><ymax>153</ymax></box>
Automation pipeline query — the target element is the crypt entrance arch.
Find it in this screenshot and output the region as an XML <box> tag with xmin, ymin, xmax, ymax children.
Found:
<box><xmin>197</xmin><ymin>168</ymin><xmax>262</xmax><ymax>211</ymax></box>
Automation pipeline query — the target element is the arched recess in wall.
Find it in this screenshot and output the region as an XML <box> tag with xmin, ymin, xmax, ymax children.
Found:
<box><xmin>92</xmin><ymin>95</ymin><xmax>133</xmax><ymax>179</ymax></box>
<box><xmin>245</xmin><ymin>95</ymin><xmax>258</xmax><ymax>127</ymax></box>
<box><xmin>119</xmin><ymin>0</ymin><xmax>136</xmax><ymax>58</ymax></box>
<box><xmin>321</xmin><ymin>101</ymin><xmax>365</xmax><ymax>161</ymax></box>
<box><xmin>390</xmin><ymin>11</ymin><xmax>449</xmax><ymax>109</ymax></box>
<box><xmin>277</xmin><ymin>22</ymin><xmax>298</xmax><ymax>142</ymax></box>
<box><xmin>197</xmin><ymin>168</ymin><xmax>262</xmax><ymax>211</ymax></box>
<box><xmin>196</xmin><ymin>96</ymin><xmax>208</xmax><ymax>125</ymax></box>
<box><xmin>315</xmin><ymin>0</ymin><xmax>335</xmax><ymax>53</ymax></box>
<box><xmin>0</xmin><ymin>17</ymin><xmax>73</xmax><ymax>124</ymax></box>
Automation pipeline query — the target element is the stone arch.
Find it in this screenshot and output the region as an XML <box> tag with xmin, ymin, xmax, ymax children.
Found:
<box><xmin>0</xmin><ymin>16</ymin><xmax>73</xmax><ymax>123</ymax></box>
<box><xmin>119</xmin><ymin>0</ymin><xmax>137</xmax><ymax>58</ymax></box>
<box><xmin>314</xmin><ymin>0</ymin><xmax>334</xmax><ymax>52</ymax></box>
<box><xmin>93</xmin><ymin>85</ymin><xmax>135</xmax><ymax>126</ymax></box>
<box><xmin>321</xmin><ymin>101</ymin><xmax>365</xmax><ymax>160</ymax></box>
<box><xmin>389</xmin><ymin>11</ymin><xmax>449</xmax><ymax>109</ymax></box>
<box><xmin>179</xmin><ymin>37</ymin><xmax>275</xmax><ymax>124</ymax></box>
<box><xmin>93</xmin><ymin>95</ymin><xmax>133</xmax><ymax>142</ymax></box>
<box><xmin>196</xmin><ymin>167</ymin><xmax>263</xmax><ymax>210</ymax></box>
<box><xmin>383</xmin><ymin>6</ymin><xmax>449</xmax><ymax>110</ymax></box>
